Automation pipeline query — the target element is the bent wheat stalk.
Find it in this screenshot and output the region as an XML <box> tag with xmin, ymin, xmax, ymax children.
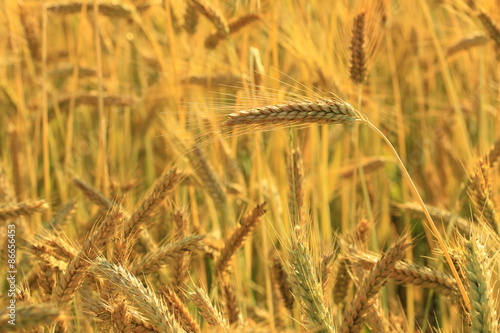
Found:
<box><xmin>223</xmin><ymin>96</ymin><xmax>471</xmax><ymax>310</ymax></box>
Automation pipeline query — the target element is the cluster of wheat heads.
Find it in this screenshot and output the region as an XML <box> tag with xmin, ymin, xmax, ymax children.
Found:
<box><xmin>2</xmin><ymin>0</ymin><xmax>500</xmax><ymax>332</ymax></box>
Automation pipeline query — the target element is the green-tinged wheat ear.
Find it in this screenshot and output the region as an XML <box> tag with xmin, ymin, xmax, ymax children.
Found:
<box><xmin>0</xmin><ymin>199</ymin><xmax>48</xmax><ymax>221</ymax></box>
<box><xmin>287</xmin><ymin>242</ymin><xmax>336</xmax><ymax>333</ymax></box>
<box><xmin>125</xmin><ymin>168</ymin><xmax>182</xmax><ymax>239</ymax></box>
<box><xmin>464</xmin><ymin>237</ymin><xmax>499</xmax><ymax>333</ymax></box>
<box><xmin>93</xmin><ymin>259</ymin><xmax>186</xmax><ymax>333</ymax></box>
<box><xmin>340</xmin><ymin>234</ymin><xmax>412</xmax><ymax>333</ymax></box>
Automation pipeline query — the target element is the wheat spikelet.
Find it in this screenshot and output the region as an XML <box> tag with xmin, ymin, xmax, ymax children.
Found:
<box><xmin>125</xmin><ymin>168</ymin><xmax>181</xmax><ymax>239</ymax></box>
<box><xmin>131</xmin><ymin>235</ymin><xmax>205</xmax><ymax>275</ymax></box>
<box><xmin>18</xmin><ymin>2</ymin><xmax>41</xmax><ymax>61</ymax></box>
<box><xmin>52</xmin><ymin>209</ymin><xmax>124</xmax><ymax>305</ymax></box>
<box><xmin>340</xmin><ymin>234</ymin><xmax>411</xmax><ymax>333</ymax></box>
<box><xmin>189</xmin><ymin>0</ymin><xmax>229</xmax><ymax>36</ymax></box>
<box><xmin>464</xmin><ymin>237</ymin><xmax>498</xmax><ymax>333</ymax></box>
<box><xmin>349</xmin><ymin>12</ymin><xmax>367</xmax><ymax>85</ymax></box>
<box><xmin>162</xmin><ymin>287</ymin><xmax>201</xmax><ymax>333</ymax></box>
<box><xmin>205</xmin><ymin>13</ymin><xmax>262</xmax><ymax>48</ymax></box>
<box><xmin>215</xmin><ymin>202</ymin><xmax>267</xmax><ymax>275</ymax></box>
<box><xmin>0</xmin><ymin>199</ymin><xmax>48</xmax><ymax>221</ymax></box>
<box><xmin>224</xmin><ymin>97</ymin><xmax>364</xmax><ymax>128</ymax></box>
<box><xmin>287</xmin><ymin>241</ymin><xmax>336</xmax><ymax>333</ymax></box>
<box><xmin>0</xmin><ymin>304</ymin><xmax>64</xmax><ymax>331</ymax></box>
<box><xmin>93</xmin><ymin>259</ymin><xmax>186</xmax><ymax>333</ymax></box>
<box><xmin>57</xmin><ymin>94</ymin><xmax>137</xmax><ymax>112</ymax></box>
<box><xmin>189</xmin><ymin>286</ymin><xmax>228</xmax><ymax>328</ymax></box>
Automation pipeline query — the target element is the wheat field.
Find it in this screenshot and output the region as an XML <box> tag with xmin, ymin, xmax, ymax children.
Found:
<box><xmin>1</xmin><ymin>0</ymin><xmax>499</xmax><ymax>332</ymax></box>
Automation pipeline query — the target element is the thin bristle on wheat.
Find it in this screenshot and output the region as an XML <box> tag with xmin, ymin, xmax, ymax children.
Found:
<box><xmin>350</xmin><ymin>12</ymin><xmax>367</xmax><ymax>85</ymax></box>
<box><xmin>340</xmin><ymin>234</ymin><xmax>411</xmax><ymax>333</ymax></box>
<box><xmin>224</xmin><ymin>98</ymin><xmax>363</xmax><ymax>127</ymax></box>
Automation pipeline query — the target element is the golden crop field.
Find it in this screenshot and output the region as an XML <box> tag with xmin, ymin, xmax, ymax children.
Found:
<box><xmin>1</xmin><ymin>0</ymin><xmax>499</xmax><ymax>332</ymax></box>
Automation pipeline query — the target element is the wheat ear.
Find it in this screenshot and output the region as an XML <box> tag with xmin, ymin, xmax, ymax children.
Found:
<box><xmin>287</xmin><ymin>242</ymin><xmax>336</xmax><ymax>333</ymax></box>
<box><xmin>0</xmin><ymin>199</ymin><xmax>48</xmax><ymax>221</ymax></box>
<box><xmin>131</xmin><ymin>235</ymin><xmax>205</xmax><ymax>275</ymax></box>
<box><xmin>464</xmin><ymin>237</ymin><xmax>498</xmax><ymax>333</ymax></box>
<box><xmin>125</xmin><ymin>168</ymin><xmax>181</xmax><ymax>239</ymax></box>
<box><xmin>52</xmin><ymin>209</ymin><xmax>124</xmax><ymax>305</ymax></box>
<box><xmin>349</xmin><ymin>12</ymin><xmax>367</xmax><ymax>85</ymax></box>
<box><xmin>340</xmin><ymin>234</ymin><xmax>411</xmax><ymax>333</ymax></box>
<box><xmin>93</xmin><ymin>259</ymin><xmax>185</xmax><ymax>333</ymax></box>
<box><xmin>215</xmin><ymin>202</ymin><xmax>267</xmax><ymax>275</ymax></box>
